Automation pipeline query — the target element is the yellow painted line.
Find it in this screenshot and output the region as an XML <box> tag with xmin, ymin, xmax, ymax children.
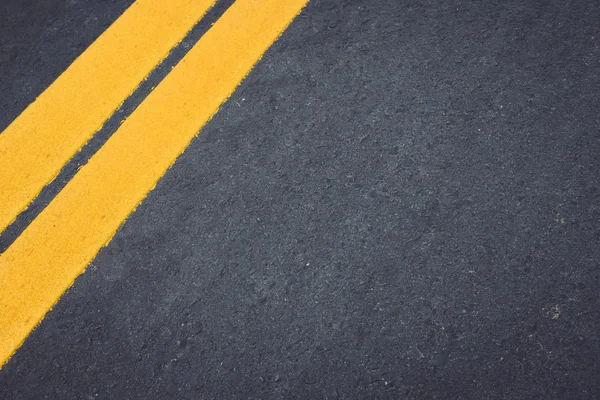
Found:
<box><xmin>0</xmin><ymin>0</ymin><xmax>308</xmax><ymax>368</ymax></box>
<box><xmin>0</xmin><ymin>0</ymin><xmax>217</xmax><ymax>234</ymax></box>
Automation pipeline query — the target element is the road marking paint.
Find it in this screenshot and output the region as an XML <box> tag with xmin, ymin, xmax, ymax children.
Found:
<box><xmin>0</xmin><ymin>0</ymin><xmax>308</xmax><ymax>368</ymax></box>
<box><xmin>0</xmin><ymin>0</ymin><xmax>217</xmax><ymax>234</ymax></box>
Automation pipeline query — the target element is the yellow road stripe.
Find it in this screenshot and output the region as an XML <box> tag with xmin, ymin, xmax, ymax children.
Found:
<box><xmin>0</xmin><ymin>0</ymin><xmax>217</xmax><ymax>234</ymax></box>
<box><xmin>0</xmin><ymin>0</ymin><xmax>308</xmax><ymax>368</ymax></box>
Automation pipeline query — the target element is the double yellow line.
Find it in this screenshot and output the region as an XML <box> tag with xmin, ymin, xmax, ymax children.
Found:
<box><xmin>0</xmin><ymin>0</ymin><xmax>308</xmax><ymax>367</ymax></box>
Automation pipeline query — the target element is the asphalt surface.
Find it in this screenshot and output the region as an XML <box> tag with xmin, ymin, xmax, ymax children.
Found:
<box><xmin>2</xmin><ymin>0</ymin><xmax>600</xmax><ymax>398</ymax></box>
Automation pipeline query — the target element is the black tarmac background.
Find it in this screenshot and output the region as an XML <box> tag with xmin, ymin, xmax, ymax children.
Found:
<box><xmin>1</xmin><ymin>0</ymin><xmax>600</xmax><ymax>398</ymax></box>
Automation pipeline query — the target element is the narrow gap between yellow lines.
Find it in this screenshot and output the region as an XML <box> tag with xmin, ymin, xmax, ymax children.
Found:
<box><xmin>0</xmin><ymin>0</ymin><xmax>217</xmax><ymax>234</ymax></box>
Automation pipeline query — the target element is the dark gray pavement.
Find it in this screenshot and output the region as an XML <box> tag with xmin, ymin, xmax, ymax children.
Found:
<box><xmin>1</xmin><ymin>0</ymin><xmax>600</xmax><ymax>398</ymax></box>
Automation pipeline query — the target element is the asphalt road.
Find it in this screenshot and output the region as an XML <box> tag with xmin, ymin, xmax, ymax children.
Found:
<box><xmin>1</xmin><ymin>0</ymin><xmax>600</xmax><ymax>398</ymax></box>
